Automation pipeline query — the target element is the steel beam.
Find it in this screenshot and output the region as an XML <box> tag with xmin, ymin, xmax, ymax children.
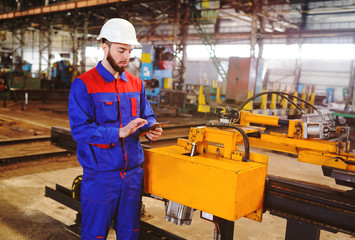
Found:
<box><xmin>51</xmin><ymin>126</ymin><xmax>78</xmax><ymax>151</ymax></box>
<box><xmin>139</xmin><ymin>28</ymin><xmax>355</xmax><ymax>44</ymax></box>
<box><xmin>266</xmin><ymin>176</ymin><xmax>355</xmax><ymax>234</ymax></box>
<box><xmin>0</xmin><ymin>0</ymin><xmax>132</xmax><ymax>20</ymax></box>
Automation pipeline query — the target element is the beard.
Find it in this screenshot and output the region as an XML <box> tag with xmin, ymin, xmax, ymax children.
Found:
<box><xmin>107</xmin><ymin>50</ymin><xmax>127</xmax><ymax>74</ymax></box>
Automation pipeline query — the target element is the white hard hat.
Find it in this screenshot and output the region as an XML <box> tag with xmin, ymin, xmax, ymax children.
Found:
<box><xmin>97</xmin><ymin>18</ymin><xmax>141</xmax><ymax>46</ymax></box>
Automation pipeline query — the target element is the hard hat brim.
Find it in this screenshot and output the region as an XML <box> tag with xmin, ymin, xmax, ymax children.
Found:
<box><xmin>96</xmin><ymin>35</ymin><xmax>141</xmax><ymax>46</ymax></box>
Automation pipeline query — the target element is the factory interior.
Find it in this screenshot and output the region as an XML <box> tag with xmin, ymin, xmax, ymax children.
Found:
<box><xmin>0</xmin><ymin>0</ymin><xmax>355</xmax><ymax>240</ymax></box>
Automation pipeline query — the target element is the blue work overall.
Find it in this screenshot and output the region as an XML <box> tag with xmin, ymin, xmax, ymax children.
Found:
<box><xmin>69</xmin><ymin>61</ymin><xmax>156</xmax><ymax>240</ymax></box>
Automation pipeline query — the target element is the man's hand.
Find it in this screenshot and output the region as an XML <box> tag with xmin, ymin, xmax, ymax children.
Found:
<box><xmin>119</xmin><ymin>118</ymin><xmax>147</xmax><ymax>138</ymax></box>
<box><xmin>146</xmin><ymin>123</ymin><xmax>163</xmax><ymax>142</ymax></box>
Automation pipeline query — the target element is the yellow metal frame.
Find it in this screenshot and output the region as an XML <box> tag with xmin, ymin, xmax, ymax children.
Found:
<box><xmin>238</xmin><ymin>111</ymin><xmax>355</xmax><ymax>172</ymax></box>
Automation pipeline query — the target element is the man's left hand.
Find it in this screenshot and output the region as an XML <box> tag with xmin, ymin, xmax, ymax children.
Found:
<box><xmin>146</xmin><ymin>124</ymin><xmax>163</xmax><ymax>142</ymax></box>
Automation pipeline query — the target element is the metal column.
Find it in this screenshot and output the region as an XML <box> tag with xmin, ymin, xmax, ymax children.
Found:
<box><xmin>255</xmin><ymin>0</ymin><xmax>265</xmax><ymax>94</ymax></box>
<box><xmin>0</xmin><ymin>30</ymin><xmax>3</xmax><ymax>51</ymax></box>
<box><xmin>72</xmin><ymin>17</ymin><xmax>88</xmax><ymax>75</ymax></box>
<box><xmin>293</xmin><ymin>0</ymin><xmax>310</xmax><ymax>90</ymax></box>
<box><xmin>294</xmin><ymin>41</ymin><xmax>302</xmax><ymax>91</ymax></box>
<box><xmin>172</xmin><ymin>1</ymin><xmax>180</xmax><ymax>87</ymax></box>
<box><xmin>39</xmin><ymin>22</ymin><xmax>53</xmax><ymax>79</ymax></box>
<box><xmin>249</xmin><ymin>0</ymin><xmax>260</xmax><ymax>95</ymax></box>
<box><xmin>250</xmin><ymin>1</ymin><xmax>258</xmax><ymax>59</ymax></box>
<box><xmin>11</xmin><ymin>27</ymin><xmax>25</xmax><ymax>71</ymax></box>
<box><xmin>81</xmin><ymin>16</ymin><xmax>88</xmax><ymax>73</ymax></box>
<box><xmin>48</xmin><ymin>24</ymin><xmax>53</xmax><ymax>79</ymax></box>
<box><xmin>174</xmin><ymin>0</ymin><xmax>189</xmax><ymax>90</ymax></box>
<box><xmin>72</xmin><ymin>26</ymin><xmax>78</xmax><ymax>77</ymax></box>
<box><xmin>349</xmin><ymin>57</ymin><xmax>355</xmax><ymax>111</ymax></box>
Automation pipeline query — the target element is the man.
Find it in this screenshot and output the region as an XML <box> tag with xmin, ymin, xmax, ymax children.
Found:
<box><xmin>68</xmin><ymin>18</ymin><xmax>162</xmax><ymax>240</ymax></box>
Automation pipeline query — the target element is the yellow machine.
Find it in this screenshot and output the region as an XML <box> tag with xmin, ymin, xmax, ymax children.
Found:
<box><xmin>143</xmin><ymin>91</ymin><xmax>355</xmax><ymax>229</ymax></box>
<box><xmin>144</xmin><ymin>124</ymin><xmax>268</xmax><ymax>222</ymax></box>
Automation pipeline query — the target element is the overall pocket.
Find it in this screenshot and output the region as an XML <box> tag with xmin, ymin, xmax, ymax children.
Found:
<box><xmin>93</xmin><ymin>93</ymin><xmax>119</xmax><ymax>124</ymax></box>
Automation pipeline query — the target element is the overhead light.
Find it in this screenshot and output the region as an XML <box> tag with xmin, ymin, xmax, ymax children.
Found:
<box><xmin>140</xmin><ymin>3</ymin><xmax>149</xmax><ymax>8</ymax></box>
<box><xmin>273</xmin><ymin>23</ymin><xmax>285</xmax><ymax>32</ymax></box>
<box><xmin>135</xmin><ymin>16</ymin><xmax>142</xmax><ymax>21</ymax></box>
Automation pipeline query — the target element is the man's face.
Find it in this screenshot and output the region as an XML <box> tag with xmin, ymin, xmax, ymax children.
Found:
<box><xmin>106</xmin><ymin>43</ymin><xmax>133</xmax><ymax>74</ymax></box>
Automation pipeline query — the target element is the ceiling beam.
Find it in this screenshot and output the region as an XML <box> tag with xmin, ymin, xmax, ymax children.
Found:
<box><xmin>0</xmin><ymin>0</ymin><xmax>131</xmax><ymax>20</ymax></box>
<box><xmin>140</xmin><ymin>28</ymin><xmax>355</xmax><ymax>44</ymax></box>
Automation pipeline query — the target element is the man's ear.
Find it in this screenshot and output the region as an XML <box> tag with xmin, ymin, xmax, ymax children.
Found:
<box><xmin>102</xmin><ymin>43</ymin><xmax>109</xmax><ymax>56</ymax></box>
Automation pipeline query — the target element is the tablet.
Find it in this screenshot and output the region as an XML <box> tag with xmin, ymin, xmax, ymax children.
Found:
<box><xmin>146</xmin><ymin>121</ymin><xmax>170</xmax><ymax>131</ymax></box>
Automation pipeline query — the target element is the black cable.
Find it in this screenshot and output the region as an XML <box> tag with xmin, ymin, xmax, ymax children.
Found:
<box><xmin>206</xmin><ymin>123</ymin><xmax>250</xmax><ymax>162</ymax></box>
<box><xmin>237</xmin><ymin>91</ymin><xmax>306</xmax><ymax>117</ymax></box>
<box><xmin>282</xmin><ymin>92</ymin><xmax>321</xmax><ymax>114</ymax></box>
<box><xmin>238</xmin><ymin>91</ymin><xmax>298</xmax><ymax>112</ymax></box>
<box><xmin>237</xmin><ymin>91</ymin><xmax>324</xmax><ymax>120</ymax></box>
<box><xmin>278</xmin><ymin>92</ymin><xmax>324</xmax><ymax>120</ymax></box>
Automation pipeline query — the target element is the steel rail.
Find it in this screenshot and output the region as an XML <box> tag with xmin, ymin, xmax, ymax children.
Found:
<box><xmin>44</xmin><ymin>175</ymin><xmax>355</xmax><ymax>239</ymax></box>
<box><xmin>0</xmin><ymin>135</ymin><xmax>51</xmax><ymax>145</ymax></box>
<box><xmin>0</xmin><ymin>137</ymin><xmax>69</xmax><ymax>165</ymax></box>
<box><xmin>0</xmin><ymin>147</ymin><xmax>70</xmax><ymax>165</ymax></box>
<box><xmin>45</xmin><ymin>185</ymin><xmax>187</xmax><ymax>240</ymax></box>
<box><xmin>265</xmin><ymin>176</ymin><xmax>355</xmax><ymax>235</ymax></box>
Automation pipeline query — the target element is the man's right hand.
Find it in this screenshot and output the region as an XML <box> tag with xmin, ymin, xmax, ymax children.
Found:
<box><xmin>119</xmin><ymin>118</ymin><xmax>148</xmax><ymax>138</ymax></box>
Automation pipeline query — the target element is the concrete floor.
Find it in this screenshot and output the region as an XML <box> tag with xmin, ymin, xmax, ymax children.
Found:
<box><xmin>0</xmin><ymin>100</ymin><xmax>354</xmax><ymax>240</ymax></box>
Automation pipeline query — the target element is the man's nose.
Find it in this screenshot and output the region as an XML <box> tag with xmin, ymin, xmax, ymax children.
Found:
<box><xmin>123</xmin><ymin>50</ymin><xmax>131</xmax><ymax>59</ymax></box>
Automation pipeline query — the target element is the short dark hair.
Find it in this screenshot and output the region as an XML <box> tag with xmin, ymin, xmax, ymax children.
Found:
<box><xmin>102</xmin><ymin>38</ymin><xmax>112</xmax><ymax>47</ymax></box>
